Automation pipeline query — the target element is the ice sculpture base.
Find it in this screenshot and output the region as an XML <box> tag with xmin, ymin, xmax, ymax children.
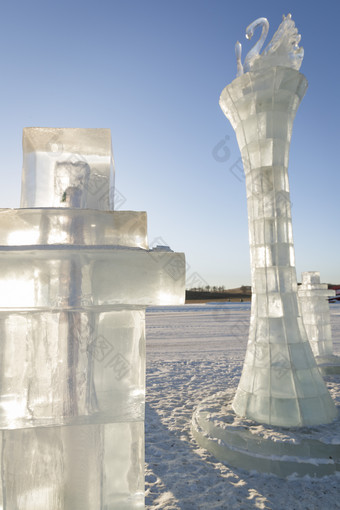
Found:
<box><xmin>192</xmin><ymin>390</ymin><xmax>340</xmax><ymax>478</ymax></box>
<box><xmin>316</xmin><ymin>355</ymin><xmax>340</xmax><ymax>376</ymax></box>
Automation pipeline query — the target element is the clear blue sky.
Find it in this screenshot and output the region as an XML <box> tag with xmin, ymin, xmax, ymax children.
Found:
<box><xmin>0</xmin><ymin>1</ymin><xmax>339</xmax><ymax>288</ymax></box>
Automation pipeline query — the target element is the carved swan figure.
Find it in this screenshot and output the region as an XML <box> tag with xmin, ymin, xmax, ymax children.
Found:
<box><xmin>236</xmin><ymin>14</ymin><xmax>304</xmax><ymax>77</ymax></box>
<box><xmin>243</xmin><ymin>17</ymin><xmax>269</xmax><ymax>73</ymax></box>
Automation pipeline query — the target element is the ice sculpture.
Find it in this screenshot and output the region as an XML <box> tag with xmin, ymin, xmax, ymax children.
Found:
<box><xmin>236</xmin><ymin>14</ymin><xmax>304</xmax><ymax>76</ymax></box>
<box><xmin>218</xmin><ymin>14</ymin><xmax>337</xmax><ymax>428</ymax></box>
<box><xmin>299</xmin><ymin>271</ymin><xmax>340</xmax><ymax>374</ymax></box>
<box><xmin>192</xmin><ymin>14</ymin><xmax>340</xmax><ymax>479</ymax></box>
<box><xmin>0</xmin><ymin>127</ymin><xmax>185</xmax><ymax>509</ymax></box>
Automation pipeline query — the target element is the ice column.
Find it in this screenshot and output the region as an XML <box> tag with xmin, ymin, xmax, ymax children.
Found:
<box><xmin>298</xmin><ymin>271</ymin><xmax>335</xmax><ymax>358</ymax></box>
<box><xmin>0</xmin><ymin>128</ymin><xmax>186</xmax><ymax>509</ymax></box>
<box><xmin>220</xmin><ymin>68</ymin><xmax>337</xmax><ymax>426</ymax></box>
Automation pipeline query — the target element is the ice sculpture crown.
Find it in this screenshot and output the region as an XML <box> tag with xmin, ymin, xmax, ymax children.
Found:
<box><xmin>235</xmin><ymin>14</ymin><xmax>304</xmax><ymax>77</ymax></box>
<box><xmin>21</xmin><ymin>127</ymin><xmax>115</xmax><ymax>211</ymax></box>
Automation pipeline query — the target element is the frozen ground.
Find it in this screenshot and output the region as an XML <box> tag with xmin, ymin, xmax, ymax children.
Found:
<box><xmin>145</xmin><ymin>302</ymin><xmax>340</xmax><ymax>510</ymax></box>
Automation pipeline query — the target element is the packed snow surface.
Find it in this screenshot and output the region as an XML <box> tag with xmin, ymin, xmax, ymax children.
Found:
<box><xmin>145</xmin><ymin>302</ymin><xmax>340</xmax><ymax>509</ymax></box>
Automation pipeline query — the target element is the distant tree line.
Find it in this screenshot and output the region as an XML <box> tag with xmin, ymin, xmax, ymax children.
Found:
<box><xmin>187</xmin><ymin>285</ymin><xmax>251</xmax><ymax>293</ymax></box>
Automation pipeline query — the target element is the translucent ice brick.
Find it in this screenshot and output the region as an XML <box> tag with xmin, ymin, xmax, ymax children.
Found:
<box><xmin>271</xmin><ymin>367</ymin><xmax>295</xmax><ymax>398</ymax></box>
<box><xmin>0</xmin><ymin>209</ymin><xmax>148</xmax><ymax>248</ymax></box>
<box><xmin>0</xmin><ymin>249</ymin><xmax>186</xmax><ymax>308</ymax></box>
<box><xmin>253</xmin><ymin>368</ymin><xmax>270</xmax><ymax>396</ymax></box>
<box><xmin>268</xmin><ymin>317</ymin><xmax>286</xmax><ymax>344</ymax></box>
<box><xmin>302</xmin><ymin>271</ymin><xmax>320</xmax><ymax>286</ymax></box>
<box><xmin>0</xmin><ymin>310</ymin><xmax>145</xmax><ymax>428</ymax></box>
<box><xmin>0</xmin><ymin>421</ymin><xmax>144</xmax><ymax>510</ymax></box>
<box><xmin>270</xmin><ymin>398</ymin><xmax>300</xmax><ymax>427</ymax></box>
<box><xmin>267</xmin><ymin>111</ymin><xmax>289</xmax><ymax>139</ymax></box>
<box><xmin>259</xmin><ymin>139</ymin><xmax>273</xmax><ymax>167</ymax></box>
<box><xmin>278</xmin><ymin>267</ymin><xmax>297</xmax><ymax>293</ymax></box>
<box><xmin>276</xmin><ymin>218</ymin><xmax>293</xmax><ymax>244</ymax></box>
<box><xmin>21</xmin><ymin>128</ymin><xmax>115</xmax><ymax>210</ymax></box>
<box><xmin>267</xmin><ymin>293</ymin><xmax>283</xmax><ymax>317</ymax></box>
<box><xmin>242</xmin><ymin>115</ymin><xmax>259</xmax><ymax>145</ymax></box>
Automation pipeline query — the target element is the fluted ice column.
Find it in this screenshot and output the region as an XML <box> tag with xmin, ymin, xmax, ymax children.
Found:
<box><xmin>220</xmin><ymin>67</ymin><xmax>337</xmax><ymax>427</ymax></box>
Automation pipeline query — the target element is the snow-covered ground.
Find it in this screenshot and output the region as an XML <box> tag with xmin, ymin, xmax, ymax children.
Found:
<box><xmin>145</xmin><ymin>302</ymin><xmax>340</xmax><ymax>509</ymax></box>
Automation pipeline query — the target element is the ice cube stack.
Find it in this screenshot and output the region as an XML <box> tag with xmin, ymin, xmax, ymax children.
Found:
<box><xmin>0</xmin><ymin>128</ymin><xmax>185</xmax><ymax>509</ymax></box>
<box><xmin>298</xmin><ymin>272</ymin><xmax>334</xmax><ymax>358</ymax></box>
<box><xmin>298</xmin><ymin>271</ymin><xmax>340</xmax><ymax>374</ymax></box>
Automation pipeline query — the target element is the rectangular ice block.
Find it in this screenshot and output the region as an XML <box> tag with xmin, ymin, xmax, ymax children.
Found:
<box><xmin>0</xmin><ymin>309</ymin><xmax>145</xmax><ymax>429</ymax></box>
<box><xmin>0</xmin><ymin>421</ymin><xmax>144</xmax><ymax>509</ymax></box>
<box><xmin>0</xmin><ymin>248</ymin><xmax>185</xmax><ymax>308</ymax></box>
<box><xmin>21</xmin><ymin>128</ymin><xmax>115</xmax><ymax>210</ymax></box>
<box><xmin>0</xmin><ymin>209</ymin><xmax>148</xmax><ymax>248</ymax></box>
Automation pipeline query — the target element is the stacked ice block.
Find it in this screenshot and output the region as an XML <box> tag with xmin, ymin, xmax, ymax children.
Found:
<box><xmin>0</xmin><ymin>128</ymin><xmax>185</xmax><ymax>509</ymax></box>
<box><xmin>298</xmin><ymin>272</ymin><xmax>334</xmax><ymax>358</ymax></box>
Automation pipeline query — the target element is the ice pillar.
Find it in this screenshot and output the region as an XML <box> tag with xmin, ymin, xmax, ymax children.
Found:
<box><xmin>219</xmin><ymin>67</ymin><xmax>337</xmax><ymax>426</ymax></box>
<box><xmin>298</xmin><ymin>271</ymin><xmax>335</xmax><ymax>358</ymax></box>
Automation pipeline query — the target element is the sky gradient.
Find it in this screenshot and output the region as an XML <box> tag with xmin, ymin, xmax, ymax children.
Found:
<box><xmin>0</xmin><ymin>1</ymin><xmax>339</xmax><ymax>288</ymax></box>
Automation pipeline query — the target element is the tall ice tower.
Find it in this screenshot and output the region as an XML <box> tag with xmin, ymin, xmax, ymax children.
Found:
<box><xmin>219</xmin><ymin>16</ymin><xmax>337</xmax><ymax>427</ymax></box>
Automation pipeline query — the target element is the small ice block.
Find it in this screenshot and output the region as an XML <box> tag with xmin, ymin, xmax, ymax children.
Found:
<box><xmin>21</xmin><ymin>128</ymin><xmax>115</xmax><ymax>211</ymax></box>
<box><xmin>302</xmin><ymin>271</ymin><xmax>320</xmax><ymax>286</ymax></box>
